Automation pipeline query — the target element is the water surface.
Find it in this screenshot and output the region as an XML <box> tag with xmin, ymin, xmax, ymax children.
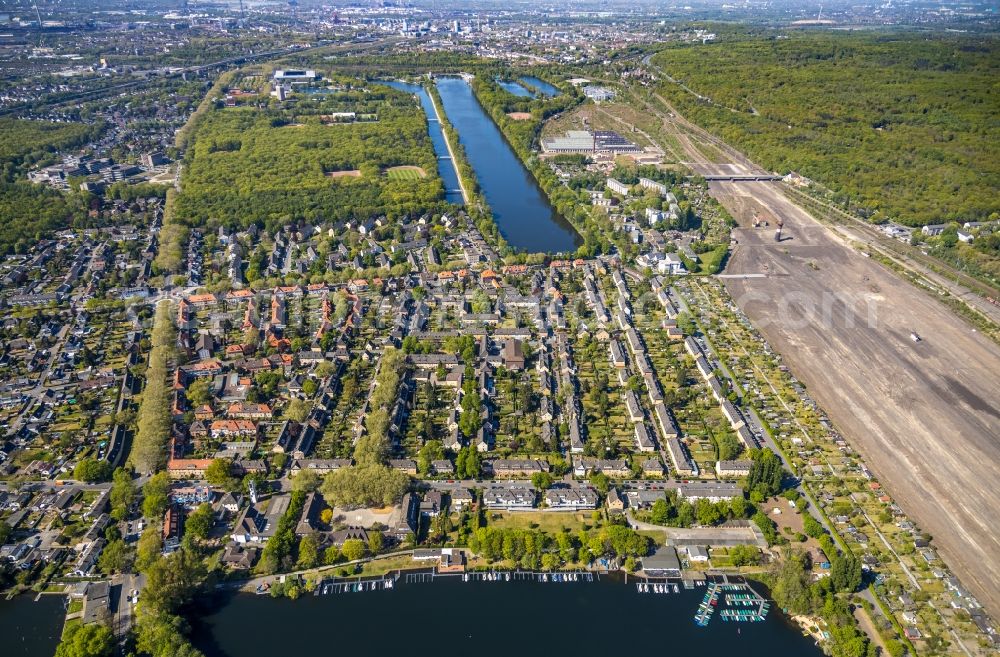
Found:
<box><xmin>380</xmin><ymin>80</ymin><xmax>465</xmax><ymax>206</ymax></box>
<box><xmin>192</xmin><ymin>577</ymin><xmax>822</xmax><ymax>657</ymax></box>
<box><xmin>497</xmin><ymin>79</ymin><xmax>535</xmax><ymax>98</ymax></box>
<box><xmin>0</xmin><ymin>594</ymin><xmax>65</xmax><ymax>657</ymax></box>
<box><xmin>435</xmin><ymin>77</ymin><xmax>581</xmax><ymax>253</ymax></box>
<box><xmin>520</xmin><ymin>76</ymin><xmax>561</xmax><ymax>97</ymax></box>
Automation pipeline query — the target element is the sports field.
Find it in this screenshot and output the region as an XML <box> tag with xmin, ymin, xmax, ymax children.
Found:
<box><xmin>385</xmin><ymin>165</ymin><xmax>426</xmax><ymax>180</ymax></box>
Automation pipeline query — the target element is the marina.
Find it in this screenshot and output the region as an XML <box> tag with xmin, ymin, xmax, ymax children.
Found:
<box><xmin>694</xmin><ymin>582</ymin><xmax>770</xmax><ymax>627</ymax></box>
<box><xmin>272</xmin><ymin>568</ymin><xmax>768</xmax><ymax>628</ymax></box>
<box><xmin>193</xmin><ymin>576</ymin><xmax>822</xmax><ymax>657</ymax></box>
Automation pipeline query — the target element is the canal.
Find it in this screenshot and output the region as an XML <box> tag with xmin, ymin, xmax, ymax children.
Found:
<box><xmin>434</xmin><ymin>77</ymin><xmax>581</xmax><ymax>254</ymax></box>
<box><xmin>380</xmin><ymin>80</ymin><xmax>465</xmax><ymax>206</ymax></box>
<box><xmin>0</xmin><ymin>594</ymin><xmax>65</xmax><ymax>657</ymax></box>
<box><xmin>191</xmin><ymin>577</ymin><xmax>823</xmax><ymax>657</ymax></box>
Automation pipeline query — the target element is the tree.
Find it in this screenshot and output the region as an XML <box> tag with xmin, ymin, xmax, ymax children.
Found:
<box><xmin>368</xmin><ymin>531</ymin><xmax>384</xmax><ymax>555</ymax></box>
<box><xmin>747</xmin><ymin>449</ymin><xmax>785</xmax><ymax>498</ymax></box>
<box><xmin>729</xmin><ymin>495</ymin><xmax>749</xmax><ymax>519</ymax></box>
<box><xmin>531</xmin><ymin>472</ymin><xmax>554</xmax><ymax>490</ymax></box>
<box><xmin>417</xmin><ymin>440</ymin><xmax>444</xmax><ymax>475</ymax></box>
<box><xmin>142</xmin><ymin>472</ymin><xmax>171</xmax><ymax>519</ymax></box>
<box><xmin>130</xmin><ymin>302</ymin><xmax>176</xmax><ymax>474</ymax></box>
<box><xmin>290</xmin><ymin>469</ymin><xmax>321</xmax><ymax>493</ymax></box>
<box><xmin>185</xmin><ymin>378</ymin><xmax>212</xmax><ymax>406</ymax></box>
<box><xmin>55</xmin><ymin>622</ymin><xmax>114</xmax><ymax>657</ymax></box>
<box><xmin>135</xmin><ymin>609</ymin><xmax>205</xmax><ymax>657</ymax></box>
<box><xmin>716</xmin><ymin>432</ymin><xmax>743</xmax><ymax>461</ymax></box>
<box><xmin>455</xmin><ymin>446</ymin><xmax>482</xmax><ymax>479</ymax></box>
<box><xmin>74</xmin><ymin>458</ymin><xmax>111</xmax><ymax>483</ymax></box>
<box><xmin>830</xmin><ymin>551</ymin><xmax>863</xmax><ymax>593</ymax></box>
<box><xmin>136</xmin><ymin>527</ymin><xmax>163</xmax><ymax>572</ymax></box>
<box><xmin>589</xmin><ymin>472</ymin><xmax>609</xmax><ymax>494</ymax></box>
<box><xmin>142</xmin><ymin>549</ymin><xmax>204</xmax><ymax>615</ymax></box>
<box><xmin>752</xmin><ymin>510</ymin><xmax>780</xmax><ymax>545</ymax></box>
<box><xmin>283</xmin><ymin>398</ymin><xmax>311</xmax><ymax>423</ymax></box>
<box><xmin>301</xmin><ymin>378</ymin><xmax>318</xmax><ymax>397</ymax></box>
<box><xmin>297</xmin><ymin>534</ymin><xmax>320</xmax><ymax>569</ymax></box>
<box><xmin>109</xmin><ymin>468</ymin><xmax>137</xmax><ymax>521</ymax></box>
<box><xmin>204</xmin><ymin>459</ymin><xmax>239</xmax><ymax>491</ymax></box>
<box><xmin>319</xmin><ymin>464</ymin><xmax>409</xmax><ymax>508</ymax></box>
<box><xmin>728</xmin><ymin>544</ymin><xmax>761</xmax><ymax>567</ymax></box>
<box><xmin>341</xmin><ymin>539</ymin><xmax>367</xmax><ymax>561</ymax></box>
<box><xmin>803</xmin><ymin>514</ymin><xmax>826</xmax><ymax>539</ymax></box>
<box><xmin>98</xmin><ymin>539</ymin><xmax>134</xmax><ymax>574</ymax></box>
<box><xmin>769</xmin><ymin>549</ymin><xmax>813</xmax><ymax>615</ymax></box>
<box><xmin>695</xmin><ymin>498</ymin><xmax>722</xmax><ymax>526</ymax></box>
<box><xmin>650</xmin><ymin>498</ymin><xmax>671</xmax><ymax>525</ymax></box>
<box><xmin>185</xmin><ymin>503</ymin><xmax>214</xmax><ymax>540</ymax></box>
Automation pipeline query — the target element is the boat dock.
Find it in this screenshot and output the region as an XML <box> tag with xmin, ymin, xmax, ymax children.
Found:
<box><xmin>693</xmin><ymin>580</ymin><xmax>770</xmax><ymax>627</ymax></box>
<box><xmin>635</xmin><ymin>581</ymin><xmax>680</xmax><ymax>594</ymax></box>
<box><xmin>314</xmin><ymin>574</ymin><xmax>397</xmax><ymax>595</ymax></box>
<box><xmin>463</xmin><ymin>570</ymin><xmax>595</xmax><ymax>583</ymax></box>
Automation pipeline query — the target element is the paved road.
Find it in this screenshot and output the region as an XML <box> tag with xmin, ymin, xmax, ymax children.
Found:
<box><xmin>112</xmin><ymin>573</ymin><xmax>143</xmax><ymax>639</ymax></box>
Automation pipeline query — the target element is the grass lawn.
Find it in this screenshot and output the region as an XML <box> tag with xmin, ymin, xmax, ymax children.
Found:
<box><xmin>487</xmin><ymin>511</ymin><xmax>598</xmax><ymax>534</ymax></box>
<box><xmin>385</xmin><ymin>166</ymin><xmax>426</xmax><ymax>181</ymax></box>
<box><xmin>357</xmin><ymin>554</ymin><xmax>416</xmax><ymax>576</ymax></box>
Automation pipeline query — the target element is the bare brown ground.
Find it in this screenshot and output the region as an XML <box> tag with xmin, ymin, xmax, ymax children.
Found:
<box><xmin>326</xmin><ymin>170</ymin><xmax>361</xmax><ymax>178</ymax></box>
<box><xmin>506</xmin><ymin>112</ymin><xmax>532</xmax><ymax>121</ymax></box>
<box><xmin>718</xmin><ymin>179</ymin><xmax>1000</xmax><ymax>620</ymax></box>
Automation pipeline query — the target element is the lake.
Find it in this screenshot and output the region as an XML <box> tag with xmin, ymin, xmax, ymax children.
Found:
<box><xmin>520</xmin><ymin>76</ymin><xmax>561</xmax><ymax>97</ymax></box>
<box><xmin>0</xmin><ymin>594</ymin><xmax>65</xmax><ymax>657</ymax></box>
<box><xmin>497</xmin><ymin>79</ymin><xmax>535</xmax><ymax>98</ymax></box>
<box><xmin>434</xmin><ymin>77</ymin><xmax>581</xmax><ymax>254</ymax></box>
<box><xmin>191</xmin><ymin>576</ymin><xmax>823</xmax><ymax>657</ymax></box>
<box><xmin>379</xmin><ymin>80</ymin><xmax>466</xmax><ymax>206</ymax></box>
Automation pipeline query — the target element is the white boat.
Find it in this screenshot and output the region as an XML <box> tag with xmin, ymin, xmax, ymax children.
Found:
<box><xmin>673</xmin><ymin>583</ymin><xmax>679</xmax><ymax>593</ymax></box>
<box><xmin>505</xmin><ymin>573</ymin><xmax>511</xmax><ymax>582</ymax></box>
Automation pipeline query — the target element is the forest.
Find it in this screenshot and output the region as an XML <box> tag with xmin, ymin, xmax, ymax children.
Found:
<box><xmin>651</xmin><ymin>31</ymin><xmax>1000</xmax><ymax>226</ymax></box>
<box><xmin>173</xmin><ymin>78</ymin><xmax>447</xmax><ymax>234</ymax></box>
<box><xmin>0</xmin><ymin>118</ymin><xmax>101</xmax><ymax>254</ymax></box>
